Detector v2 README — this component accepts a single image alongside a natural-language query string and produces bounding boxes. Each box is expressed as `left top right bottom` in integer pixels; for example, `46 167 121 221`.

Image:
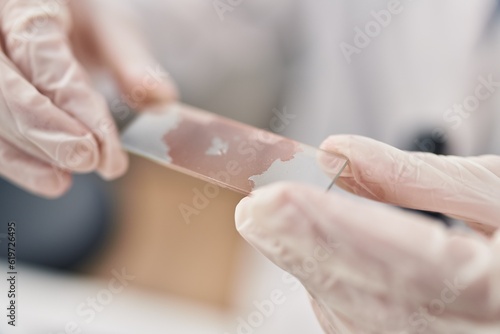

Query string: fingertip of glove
235 195 254 232
320 135 360 178
320 135 401 180
320 134 387 155
97 150 129 181
235 182 323 235
320 135 356 154
58 133 100 173
147 79 179 106
119 65 179 109
36 172 72 199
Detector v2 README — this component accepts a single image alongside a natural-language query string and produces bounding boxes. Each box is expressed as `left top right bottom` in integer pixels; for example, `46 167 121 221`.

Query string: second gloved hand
236 135 500 334
0 0 177 197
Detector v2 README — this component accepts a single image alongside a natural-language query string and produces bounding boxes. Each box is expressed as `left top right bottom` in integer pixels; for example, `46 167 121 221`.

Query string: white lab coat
130 0 499 154
283 0 500 156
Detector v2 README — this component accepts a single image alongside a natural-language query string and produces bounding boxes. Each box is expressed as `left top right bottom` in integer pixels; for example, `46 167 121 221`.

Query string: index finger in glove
0 49 100 173
69 0 178 109
320 135 500 228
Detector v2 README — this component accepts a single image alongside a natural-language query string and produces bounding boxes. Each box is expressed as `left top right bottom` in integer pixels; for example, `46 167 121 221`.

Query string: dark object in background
0 174 114 270
408 130 451 226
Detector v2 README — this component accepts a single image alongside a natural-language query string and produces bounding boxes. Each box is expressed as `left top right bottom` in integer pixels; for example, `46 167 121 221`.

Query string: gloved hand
0 0 177 197
235 135 500 334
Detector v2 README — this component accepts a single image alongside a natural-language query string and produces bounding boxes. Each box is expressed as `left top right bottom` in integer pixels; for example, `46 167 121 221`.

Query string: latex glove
0 0 177 198
235 135 500 334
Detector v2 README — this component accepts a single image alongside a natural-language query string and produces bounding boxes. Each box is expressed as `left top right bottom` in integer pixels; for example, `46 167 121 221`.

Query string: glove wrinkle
236 136 500 333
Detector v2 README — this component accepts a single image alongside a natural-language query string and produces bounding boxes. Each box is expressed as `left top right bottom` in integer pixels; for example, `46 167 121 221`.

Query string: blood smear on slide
121 103 348 195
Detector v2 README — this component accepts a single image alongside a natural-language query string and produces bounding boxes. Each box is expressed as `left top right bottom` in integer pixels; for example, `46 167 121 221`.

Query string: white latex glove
235 135 500 334
0 0 177 197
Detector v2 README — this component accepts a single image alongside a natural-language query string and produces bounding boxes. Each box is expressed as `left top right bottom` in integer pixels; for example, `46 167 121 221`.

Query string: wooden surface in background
91 155 245 308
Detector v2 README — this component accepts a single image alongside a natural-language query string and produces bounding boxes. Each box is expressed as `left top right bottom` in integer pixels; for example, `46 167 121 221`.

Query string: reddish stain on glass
162 108 301 193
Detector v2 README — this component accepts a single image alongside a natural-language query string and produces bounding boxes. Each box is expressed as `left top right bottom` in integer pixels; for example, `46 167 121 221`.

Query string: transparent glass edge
124 142 349 195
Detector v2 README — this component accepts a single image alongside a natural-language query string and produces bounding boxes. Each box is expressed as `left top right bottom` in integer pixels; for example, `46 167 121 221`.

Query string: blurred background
1 0 499 333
